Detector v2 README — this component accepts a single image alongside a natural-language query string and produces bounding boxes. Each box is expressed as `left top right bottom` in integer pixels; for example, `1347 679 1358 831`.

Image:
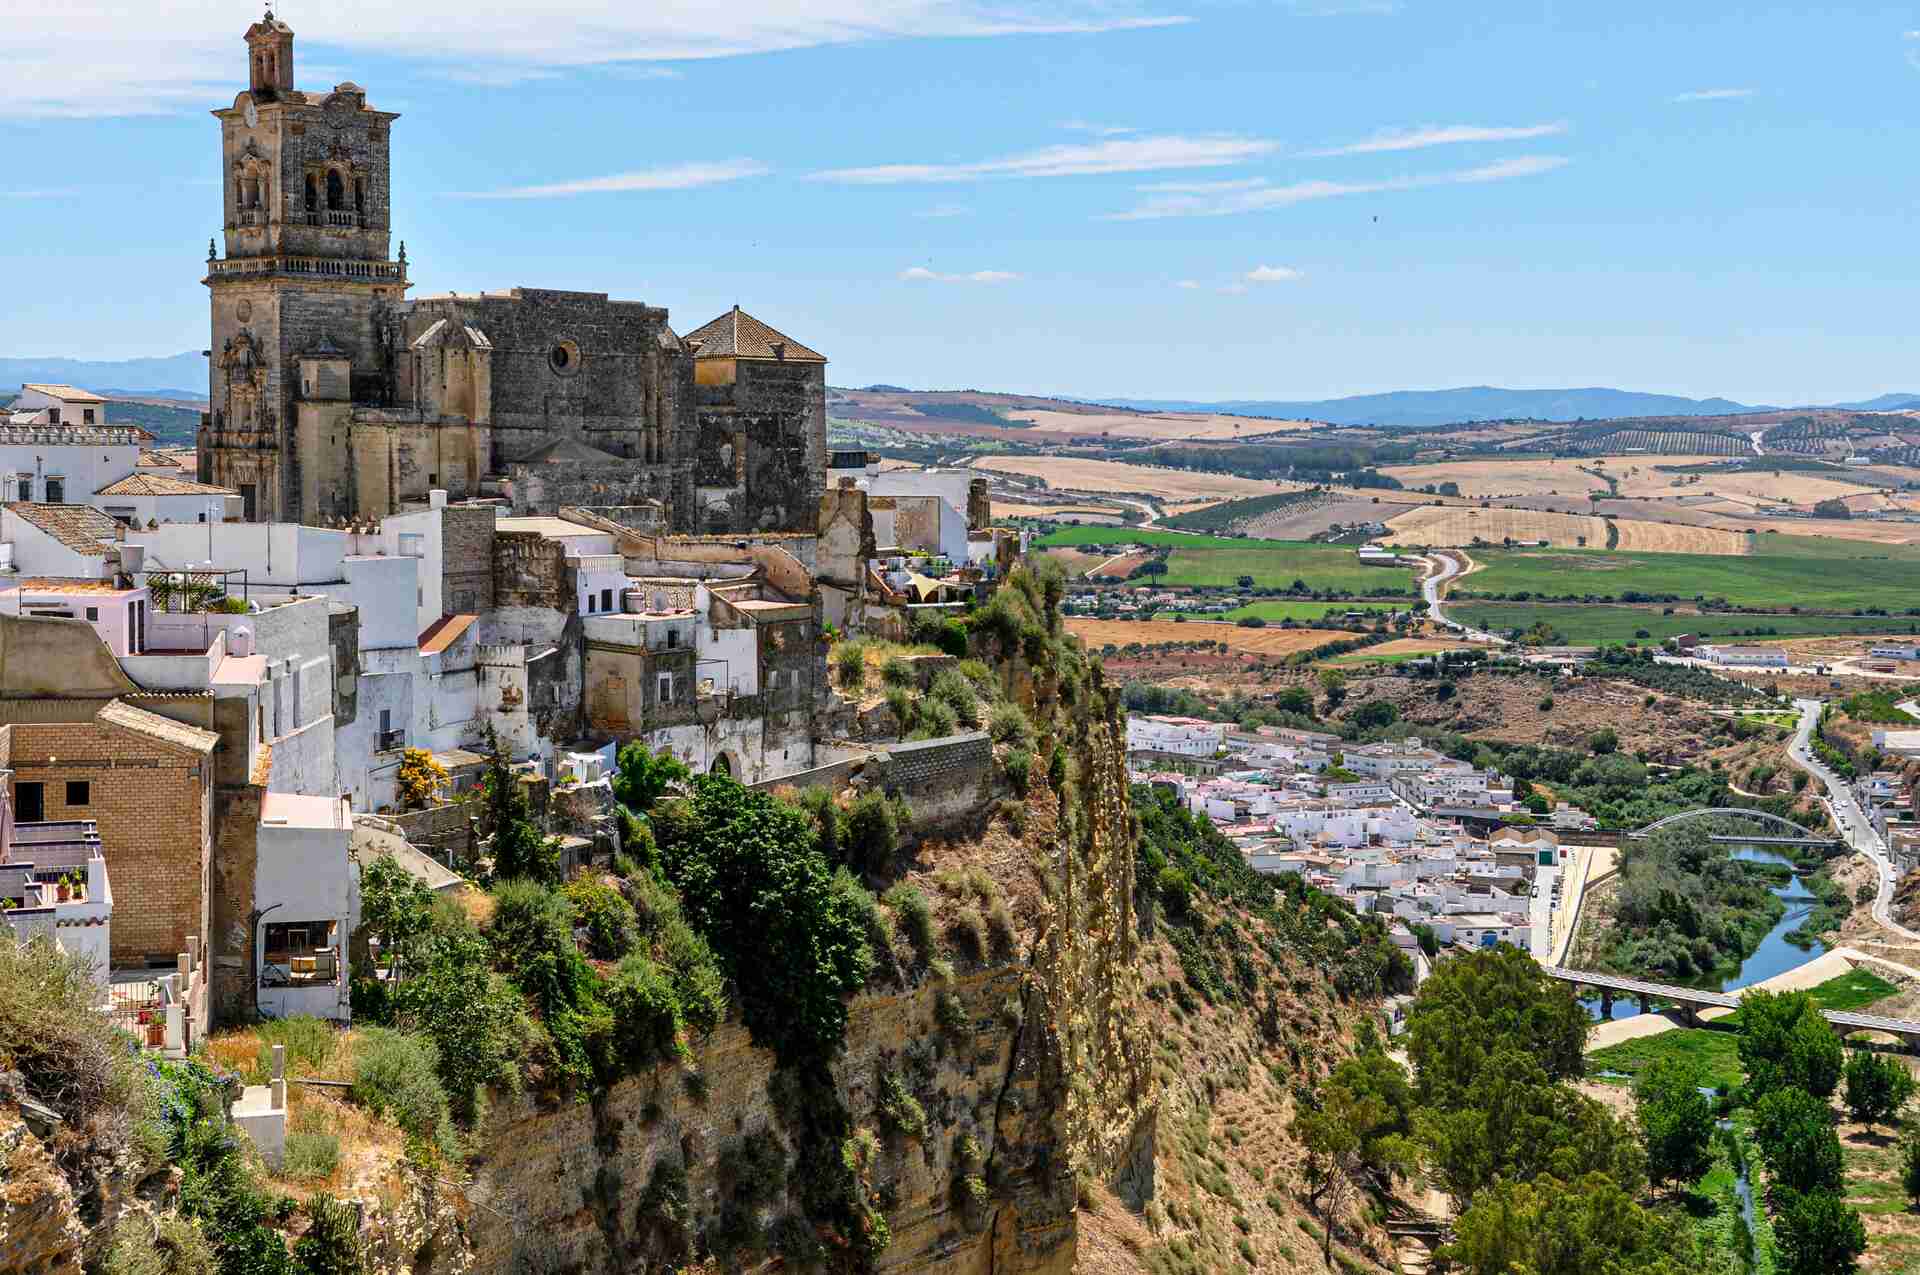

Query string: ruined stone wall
693 358 825 535
491 531 570 612
442 505 496 617
881 732 993 833
508 458 693 525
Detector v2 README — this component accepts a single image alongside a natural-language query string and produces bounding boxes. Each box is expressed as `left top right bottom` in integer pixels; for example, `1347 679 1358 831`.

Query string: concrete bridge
1540 965 1920 1050
1706 834 1841 850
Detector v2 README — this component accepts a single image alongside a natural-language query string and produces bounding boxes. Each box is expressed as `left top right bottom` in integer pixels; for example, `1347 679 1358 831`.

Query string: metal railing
378 729 407 752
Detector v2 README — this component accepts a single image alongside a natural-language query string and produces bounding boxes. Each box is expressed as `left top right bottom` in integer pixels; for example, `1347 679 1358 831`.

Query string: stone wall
209 783 265 1023
882 732 994 833
441 504 496 617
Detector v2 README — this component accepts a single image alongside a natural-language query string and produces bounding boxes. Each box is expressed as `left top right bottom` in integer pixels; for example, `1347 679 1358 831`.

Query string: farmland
1063 616 1351 657
1014 408 1316 441
1037 527 1252 549
1381 504 1750 554
1160 543 1417 594
1170 599 1409 624
972 455 1302 500
1448 603 1920 645
1454 539 1920 611
1380 455 1734 500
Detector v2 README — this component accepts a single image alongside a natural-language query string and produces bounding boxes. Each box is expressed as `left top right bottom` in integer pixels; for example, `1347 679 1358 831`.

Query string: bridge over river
1548 806 1918 1045
1539 965 1920 1050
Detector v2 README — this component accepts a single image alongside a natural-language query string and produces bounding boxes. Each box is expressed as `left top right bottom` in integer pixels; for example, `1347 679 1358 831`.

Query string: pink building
0 578 151 655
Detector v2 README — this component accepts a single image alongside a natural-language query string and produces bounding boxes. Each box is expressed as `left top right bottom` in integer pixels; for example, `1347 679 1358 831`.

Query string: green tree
1633 1057 1715 1196
1752 1086 1844 1194
1773 1188 1867 1275
1274 685 1315 716
1740 989 1844 1100
1318 668 1348 709
485 742 558 885
1441 1172 1697 1275
1405 947 1588 1108
1588 727 1619 755
1415 1050 1642 1206
357 852 437 981
1292 1092 1364 1265
1902 1127 1920 1206
654 774 875 1065
1323 1045 1416 1176
390 926 533 1120
1842 1049 1916 1130
613 741 693 814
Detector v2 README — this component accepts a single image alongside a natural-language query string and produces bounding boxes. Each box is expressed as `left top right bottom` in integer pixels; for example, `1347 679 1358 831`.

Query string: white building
1345 739 1447 780
1870 643 1920 662
1699 644 1789 668
253 792 357 1022
2 385 146 503
0 503 121 577
1127 714 1225 757
92 473 239 526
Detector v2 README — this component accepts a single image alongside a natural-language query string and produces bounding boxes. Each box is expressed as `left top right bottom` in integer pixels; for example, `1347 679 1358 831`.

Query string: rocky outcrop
0 1106 85 1275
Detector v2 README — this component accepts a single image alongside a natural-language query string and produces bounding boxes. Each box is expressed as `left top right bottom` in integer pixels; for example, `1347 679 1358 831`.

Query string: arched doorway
710 753 732 777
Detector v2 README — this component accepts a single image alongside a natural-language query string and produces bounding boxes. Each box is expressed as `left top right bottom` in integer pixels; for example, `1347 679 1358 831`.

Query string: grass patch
1458 544 1920 612
1450 602 1920 645
1587 1027 1745 1092
1160 543 1415 595
1169 599 1407 624
1036 527 1260 549
1802 968 1900 1013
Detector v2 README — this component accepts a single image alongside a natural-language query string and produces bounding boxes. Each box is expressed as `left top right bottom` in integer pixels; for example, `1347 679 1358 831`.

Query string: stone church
199 11 827 535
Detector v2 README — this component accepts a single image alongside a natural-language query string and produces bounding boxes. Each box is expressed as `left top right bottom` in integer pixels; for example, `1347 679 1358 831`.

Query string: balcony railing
236 209 263 226
378 728 407 752
208 255 403 281
303 210 364 229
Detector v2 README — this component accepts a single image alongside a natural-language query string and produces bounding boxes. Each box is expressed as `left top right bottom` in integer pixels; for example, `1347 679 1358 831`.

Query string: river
1582 847 1824 1022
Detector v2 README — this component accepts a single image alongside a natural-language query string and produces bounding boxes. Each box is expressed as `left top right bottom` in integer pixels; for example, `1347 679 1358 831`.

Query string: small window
82 409 96 425
64 781 89 807
15 782 43 822
43 477 62 503
262 920 340 985
46 408 60 425
601 587 613 612
658 674 673 704
84 606 98 622
666 628 678 649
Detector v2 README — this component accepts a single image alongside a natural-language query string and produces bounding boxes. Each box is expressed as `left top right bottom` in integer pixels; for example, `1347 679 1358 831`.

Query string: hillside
0 350 204 396
1101 386 1765 427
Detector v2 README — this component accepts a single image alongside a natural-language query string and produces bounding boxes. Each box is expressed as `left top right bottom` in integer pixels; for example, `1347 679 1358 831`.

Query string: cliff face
457 649 1153 1275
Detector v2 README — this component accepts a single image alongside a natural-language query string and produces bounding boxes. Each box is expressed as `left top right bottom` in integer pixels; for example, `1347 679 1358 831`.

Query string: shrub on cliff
565 877 638 960
929 668 981 727
654 774 875 1065
350 1027 456 1155
843 789 902 876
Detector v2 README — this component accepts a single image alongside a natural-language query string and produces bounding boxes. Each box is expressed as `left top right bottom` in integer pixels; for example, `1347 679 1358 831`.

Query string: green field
1035 527 1252 549
1458 538 1920 611
1450 603 1920 645
1170 600 1407 624
1160 544 1415 595
1801 967 1900 1013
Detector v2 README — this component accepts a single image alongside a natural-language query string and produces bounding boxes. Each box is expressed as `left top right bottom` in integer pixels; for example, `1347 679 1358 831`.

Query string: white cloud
1174 279 1202 290
900 266 1020 283
1670 88 1754 102
1108 154 1568 220
1246 264 1303 283
1138 176 1271 193
0 2 1187 118
915 202 973 218
1308 122 1567 156
1059 120 1139 136
813 134 1276 184
453 159 769 199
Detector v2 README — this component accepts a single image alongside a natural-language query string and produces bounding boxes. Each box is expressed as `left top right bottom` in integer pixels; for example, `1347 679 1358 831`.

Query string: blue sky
3 2 1918 403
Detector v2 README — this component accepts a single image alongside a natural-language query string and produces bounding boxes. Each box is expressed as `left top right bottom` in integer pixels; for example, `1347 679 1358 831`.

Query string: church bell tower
201 8 409 522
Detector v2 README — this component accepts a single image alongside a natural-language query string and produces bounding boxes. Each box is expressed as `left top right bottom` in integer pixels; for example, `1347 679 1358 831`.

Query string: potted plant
55 877 70 902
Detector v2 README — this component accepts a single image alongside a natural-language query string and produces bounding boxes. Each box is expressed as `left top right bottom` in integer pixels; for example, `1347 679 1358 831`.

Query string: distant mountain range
1099 386 1920 428
0 352 205 401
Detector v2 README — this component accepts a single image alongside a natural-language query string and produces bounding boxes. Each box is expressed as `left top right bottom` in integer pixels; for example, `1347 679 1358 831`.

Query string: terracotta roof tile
95 473 235 497
418 613 477 655
20 383 105 403
6 503 118 555
96 699 219 753
682 306 826 363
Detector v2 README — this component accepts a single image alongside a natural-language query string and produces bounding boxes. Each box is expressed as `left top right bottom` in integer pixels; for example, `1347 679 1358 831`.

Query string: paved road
1421 552 1505 644
1785 696 1920 942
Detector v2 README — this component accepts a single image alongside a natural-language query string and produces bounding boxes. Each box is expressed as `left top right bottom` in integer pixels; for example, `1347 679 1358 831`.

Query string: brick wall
6 722 213 967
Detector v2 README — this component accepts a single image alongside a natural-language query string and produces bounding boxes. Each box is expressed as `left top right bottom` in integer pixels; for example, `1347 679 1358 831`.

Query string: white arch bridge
1627 806 1842 850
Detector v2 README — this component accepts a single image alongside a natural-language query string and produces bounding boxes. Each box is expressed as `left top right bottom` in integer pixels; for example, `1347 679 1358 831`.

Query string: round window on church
549 340 581 376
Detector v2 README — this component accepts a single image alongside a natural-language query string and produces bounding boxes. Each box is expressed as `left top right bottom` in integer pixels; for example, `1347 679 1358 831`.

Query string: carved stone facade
199 15 823 534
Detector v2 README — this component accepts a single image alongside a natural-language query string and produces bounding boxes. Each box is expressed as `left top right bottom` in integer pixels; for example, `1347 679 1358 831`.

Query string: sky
2 1 1918 403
